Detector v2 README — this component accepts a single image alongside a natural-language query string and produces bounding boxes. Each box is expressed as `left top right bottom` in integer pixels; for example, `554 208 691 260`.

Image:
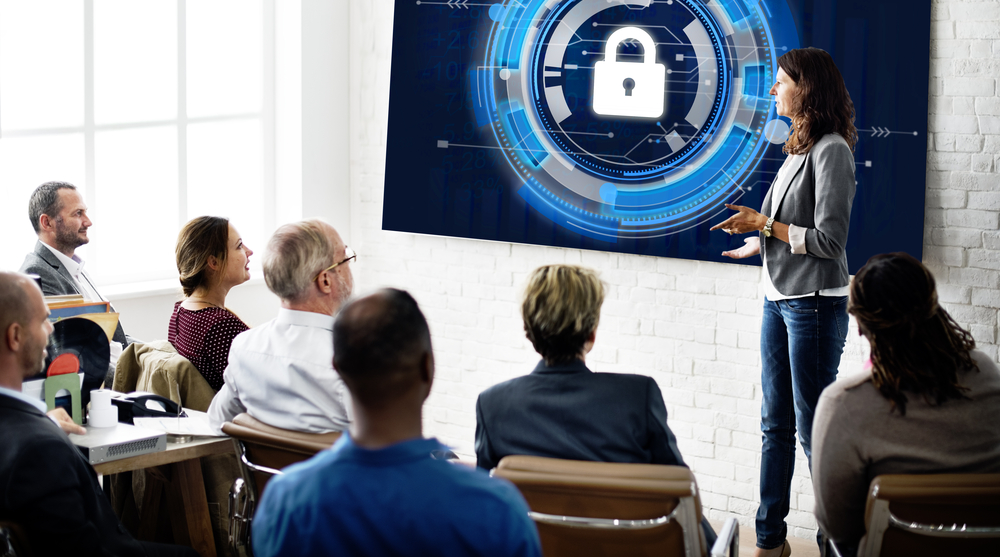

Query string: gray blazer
19 240 128 346
760 133 856 296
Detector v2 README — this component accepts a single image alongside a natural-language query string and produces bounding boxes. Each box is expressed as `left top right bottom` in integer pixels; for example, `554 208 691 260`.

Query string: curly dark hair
778 47 858 155
848 252 978 415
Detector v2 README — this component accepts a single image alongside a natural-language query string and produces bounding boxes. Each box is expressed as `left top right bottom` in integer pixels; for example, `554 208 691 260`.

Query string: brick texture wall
348 0 999 537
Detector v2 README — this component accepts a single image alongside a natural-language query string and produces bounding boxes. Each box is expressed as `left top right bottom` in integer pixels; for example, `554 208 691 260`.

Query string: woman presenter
710 47 858 557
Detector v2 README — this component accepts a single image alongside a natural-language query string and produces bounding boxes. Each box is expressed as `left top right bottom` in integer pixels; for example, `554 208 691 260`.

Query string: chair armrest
710 517 739 557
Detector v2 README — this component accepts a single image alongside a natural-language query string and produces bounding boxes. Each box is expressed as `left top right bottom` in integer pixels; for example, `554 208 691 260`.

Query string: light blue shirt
0 385 47 413
207 308 351 435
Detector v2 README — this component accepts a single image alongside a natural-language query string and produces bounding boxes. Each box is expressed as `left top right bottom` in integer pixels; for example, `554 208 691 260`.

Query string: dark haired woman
711 47 859 556
167 216 252 391
812 252 1000 553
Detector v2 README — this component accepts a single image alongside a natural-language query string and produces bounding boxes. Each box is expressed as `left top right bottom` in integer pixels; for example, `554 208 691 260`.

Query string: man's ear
419 350 434 389
316 272 333 295
587 330 597 344
38 214 54 232
5 323 22 353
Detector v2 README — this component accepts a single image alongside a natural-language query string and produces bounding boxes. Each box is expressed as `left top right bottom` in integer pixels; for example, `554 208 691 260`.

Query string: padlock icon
592 26 665 119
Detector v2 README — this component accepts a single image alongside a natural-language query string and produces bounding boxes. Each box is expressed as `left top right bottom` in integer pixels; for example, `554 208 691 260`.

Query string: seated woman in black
475 264 714 543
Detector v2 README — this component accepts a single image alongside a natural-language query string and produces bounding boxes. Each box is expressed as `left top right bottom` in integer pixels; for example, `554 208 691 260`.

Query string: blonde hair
176 216 230 297
522 264 605 365
263 219 334 301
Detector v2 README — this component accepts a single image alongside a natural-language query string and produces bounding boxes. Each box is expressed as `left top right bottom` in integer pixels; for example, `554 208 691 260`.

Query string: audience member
475 264 686 468
253 289 541 556
475 264 715 545
0 271 195 556
168 216 252 391
812 252 1000 553
19 181 131 376
208 219 354 434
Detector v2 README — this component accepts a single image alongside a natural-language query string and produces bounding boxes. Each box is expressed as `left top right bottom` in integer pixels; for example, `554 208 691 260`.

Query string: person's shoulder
438 460 528 507
478 373 532 401
820 367 877 407
589 371 658 392
812 133 851 155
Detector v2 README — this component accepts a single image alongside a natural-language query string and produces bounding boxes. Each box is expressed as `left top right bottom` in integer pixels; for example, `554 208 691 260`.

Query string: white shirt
763 160 850 301
40 241 104 303
207 308 352 435
40 241 124 365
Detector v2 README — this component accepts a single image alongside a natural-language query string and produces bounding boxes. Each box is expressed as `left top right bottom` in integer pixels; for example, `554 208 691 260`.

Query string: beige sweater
811 350 1000 548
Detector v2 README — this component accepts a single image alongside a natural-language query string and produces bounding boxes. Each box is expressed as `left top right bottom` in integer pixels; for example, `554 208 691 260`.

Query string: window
0 0 281 286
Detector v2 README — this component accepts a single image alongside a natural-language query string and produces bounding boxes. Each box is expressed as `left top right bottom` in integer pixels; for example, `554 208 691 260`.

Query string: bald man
253 289 541 556
0 272 195 556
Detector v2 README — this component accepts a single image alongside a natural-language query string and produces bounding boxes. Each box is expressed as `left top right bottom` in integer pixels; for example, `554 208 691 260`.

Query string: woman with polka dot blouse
168 216 252 391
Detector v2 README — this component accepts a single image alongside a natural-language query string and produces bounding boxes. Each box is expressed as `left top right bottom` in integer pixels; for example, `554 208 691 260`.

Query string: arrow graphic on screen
858 126 919 138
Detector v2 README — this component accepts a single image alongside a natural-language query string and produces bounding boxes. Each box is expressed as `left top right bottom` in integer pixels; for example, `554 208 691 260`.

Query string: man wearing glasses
207 219 356 434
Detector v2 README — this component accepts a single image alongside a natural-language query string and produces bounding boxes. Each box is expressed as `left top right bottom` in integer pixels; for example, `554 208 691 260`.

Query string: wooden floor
709 520 820 557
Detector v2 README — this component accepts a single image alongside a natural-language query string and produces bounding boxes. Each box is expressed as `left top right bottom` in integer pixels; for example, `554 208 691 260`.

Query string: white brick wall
349 0 999 538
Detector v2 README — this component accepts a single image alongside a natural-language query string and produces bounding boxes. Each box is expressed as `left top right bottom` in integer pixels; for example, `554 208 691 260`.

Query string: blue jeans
755 295 848 549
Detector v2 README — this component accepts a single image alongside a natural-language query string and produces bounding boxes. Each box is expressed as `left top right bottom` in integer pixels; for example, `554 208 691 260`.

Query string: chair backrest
113 340 215 411
222 413 341 496
493 455 705 557
861 473 1000 556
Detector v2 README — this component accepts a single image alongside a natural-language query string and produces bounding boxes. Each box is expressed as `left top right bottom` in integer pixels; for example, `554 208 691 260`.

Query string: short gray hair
28 181 77 233
263 219 335 301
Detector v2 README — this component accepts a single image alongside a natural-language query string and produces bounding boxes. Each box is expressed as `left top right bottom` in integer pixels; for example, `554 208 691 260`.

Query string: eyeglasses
313 246 357 282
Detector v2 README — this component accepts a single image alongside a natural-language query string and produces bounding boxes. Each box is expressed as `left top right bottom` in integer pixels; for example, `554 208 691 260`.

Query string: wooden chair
846 473 1000 556
493 455 739 557
221 413 342 554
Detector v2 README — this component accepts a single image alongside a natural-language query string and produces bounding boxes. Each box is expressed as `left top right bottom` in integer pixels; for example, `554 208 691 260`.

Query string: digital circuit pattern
384 0 931 269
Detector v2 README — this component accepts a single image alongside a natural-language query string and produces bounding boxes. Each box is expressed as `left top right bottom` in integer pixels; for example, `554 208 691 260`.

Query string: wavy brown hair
175 216 230 297
778 47 858 155
848 252 978 415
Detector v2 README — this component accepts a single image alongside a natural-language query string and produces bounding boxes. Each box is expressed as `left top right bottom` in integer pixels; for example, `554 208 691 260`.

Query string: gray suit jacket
19 240 128 346
760 133 856 296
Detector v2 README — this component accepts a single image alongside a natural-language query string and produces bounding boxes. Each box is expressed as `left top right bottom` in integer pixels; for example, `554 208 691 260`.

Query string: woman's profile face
221 223 253 288
769 67 800 118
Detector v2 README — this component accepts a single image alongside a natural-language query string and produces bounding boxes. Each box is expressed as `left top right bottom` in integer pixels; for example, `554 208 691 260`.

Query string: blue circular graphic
480 0 796 240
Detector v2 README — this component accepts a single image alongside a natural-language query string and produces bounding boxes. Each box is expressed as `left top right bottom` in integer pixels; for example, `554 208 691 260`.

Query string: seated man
812 253 1000 553
0 271 194 556
475 264 714 544
253 289 541 556
208 219 353 434
19 181 131 384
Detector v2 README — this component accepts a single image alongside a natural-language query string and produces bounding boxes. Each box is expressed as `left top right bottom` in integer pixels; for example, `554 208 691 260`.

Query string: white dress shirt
40 242 104 303
40 241 124 365
762 160 850 301
208 308 352 435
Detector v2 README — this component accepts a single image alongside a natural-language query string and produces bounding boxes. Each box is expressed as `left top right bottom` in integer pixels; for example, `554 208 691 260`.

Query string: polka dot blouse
167 301 250 391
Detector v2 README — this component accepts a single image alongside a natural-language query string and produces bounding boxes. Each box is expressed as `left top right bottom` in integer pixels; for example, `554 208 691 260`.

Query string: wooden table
95 436 232 557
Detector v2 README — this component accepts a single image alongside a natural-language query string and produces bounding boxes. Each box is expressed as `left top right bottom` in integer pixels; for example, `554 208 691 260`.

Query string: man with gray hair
207 219 355 434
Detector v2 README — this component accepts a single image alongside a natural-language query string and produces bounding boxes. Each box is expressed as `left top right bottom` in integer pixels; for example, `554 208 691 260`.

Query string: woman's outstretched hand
710 204 768 235
721 236 761 259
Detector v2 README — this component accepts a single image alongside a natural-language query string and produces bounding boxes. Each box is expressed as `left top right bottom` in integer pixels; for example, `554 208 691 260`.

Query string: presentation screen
383 0 931 271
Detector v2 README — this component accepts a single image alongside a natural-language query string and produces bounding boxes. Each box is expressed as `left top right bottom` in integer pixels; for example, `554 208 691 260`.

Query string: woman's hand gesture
710 204 768 235
721 236 761 259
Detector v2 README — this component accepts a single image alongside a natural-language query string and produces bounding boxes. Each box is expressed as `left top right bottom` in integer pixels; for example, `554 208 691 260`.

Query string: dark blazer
474 360 686 471
760 133 856 296
0 393 193 556
20 240 128 345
